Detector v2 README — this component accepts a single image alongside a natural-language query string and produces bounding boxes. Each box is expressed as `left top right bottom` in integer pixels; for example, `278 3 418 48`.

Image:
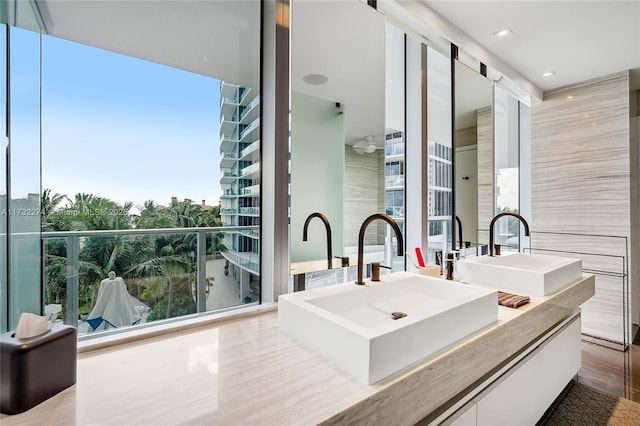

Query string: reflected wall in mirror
454 60 493 248
290 0 404 287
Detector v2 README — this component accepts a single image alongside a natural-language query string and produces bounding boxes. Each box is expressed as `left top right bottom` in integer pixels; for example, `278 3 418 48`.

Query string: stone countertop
0 274 595 425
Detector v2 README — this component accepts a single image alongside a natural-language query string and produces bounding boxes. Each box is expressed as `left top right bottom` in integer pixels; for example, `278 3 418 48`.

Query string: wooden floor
577 340 640 402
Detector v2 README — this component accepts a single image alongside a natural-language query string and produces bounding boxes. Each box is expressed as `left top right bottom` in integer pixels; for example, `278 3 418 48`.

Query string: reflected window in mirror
425 47 452 263
494 86 521 252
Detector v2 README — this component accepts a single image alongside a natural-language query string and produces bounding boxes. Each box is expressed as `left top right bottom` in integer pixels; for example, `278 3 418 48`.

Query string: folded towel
498 291 530 308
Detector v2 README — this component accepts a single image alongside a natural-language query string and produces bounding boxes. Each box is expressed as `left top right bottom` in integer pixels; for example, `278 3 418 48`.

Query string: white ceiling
455 61 492 129
19 0 383 147
39 0 261 89
291 0 386 145
423 1 640 92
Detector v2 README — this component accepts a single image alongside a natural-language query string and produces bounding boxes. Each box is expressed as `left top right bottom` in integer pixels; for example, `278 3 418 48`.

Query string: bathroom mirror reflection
493 86 522 251
289 0 403 287
454 60 494 250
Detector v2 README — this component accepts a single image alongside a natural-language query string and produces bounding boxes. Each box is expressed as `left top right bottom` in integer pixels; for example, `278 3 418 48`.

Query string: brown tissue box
0 324 77 414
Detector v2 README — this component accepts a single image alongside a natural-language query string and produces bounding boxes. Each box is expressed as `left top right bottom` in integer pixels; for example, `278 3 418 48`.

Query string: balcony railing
238 228 260 238
221 169 238 178
240 118 260 140
241 140 260 158
221 249 259 274
222 152 237 160
220 131 240 143
220 112 239 126
240 185 260 196
241 163 260 177
40 226 259 339
385 144 405 156
385 175 405 187
385 206 405 217
240 96 260 122
239 207 260 215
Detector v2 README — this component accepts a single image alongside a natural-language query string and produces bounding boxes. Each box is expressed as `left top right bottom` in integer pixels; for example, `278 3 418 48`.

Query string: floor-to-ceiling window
1 0 261 335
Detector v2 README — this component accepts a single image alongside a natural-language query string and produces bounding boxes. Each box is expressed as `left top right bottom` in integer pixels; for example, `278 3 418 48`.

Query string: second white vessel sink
457 253 582 296
278 272 497 384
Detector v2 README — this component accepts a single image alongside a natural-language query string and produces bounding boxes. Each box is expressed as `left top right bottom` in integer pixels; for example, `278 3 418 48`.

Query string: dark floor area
577 340 640 402
537 380 626 425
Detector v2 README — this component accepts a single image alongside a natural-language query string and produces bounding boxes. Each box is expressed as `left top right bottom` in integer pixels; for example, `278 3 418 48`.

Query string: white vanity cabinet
474 345 546 425
438 315 582 426
441 402 476 426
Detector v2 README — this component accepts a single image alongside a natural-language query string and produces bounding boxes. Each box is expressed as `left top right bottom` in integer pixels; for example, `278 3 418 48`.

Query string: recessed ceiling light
567 95 574 99
493 28 513 37
303 74 329 85
542 71 556 77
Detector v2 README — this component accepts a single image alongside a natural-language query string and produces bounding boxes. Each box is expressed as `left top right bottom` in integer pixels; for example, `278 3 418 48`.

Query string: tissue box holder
1 324 77 414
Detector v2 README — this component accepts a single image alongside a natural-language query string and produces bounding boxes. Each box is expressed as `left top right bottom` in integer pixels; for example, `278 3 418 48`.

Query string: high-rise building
427 139 453 261
384 131 405 260
219 82 260 297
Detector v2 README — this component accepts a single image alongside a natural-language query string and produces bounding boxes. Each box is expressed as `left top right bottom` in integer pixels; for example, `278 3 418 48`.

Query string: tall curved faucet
303 212 333 270
356 213 404 285
455 215 463 249
489 212 530 257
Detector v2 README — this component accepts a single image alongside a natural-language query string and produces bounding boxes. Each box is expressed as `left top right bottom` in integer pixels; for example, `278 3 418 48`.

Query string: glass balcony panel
41 227 259 338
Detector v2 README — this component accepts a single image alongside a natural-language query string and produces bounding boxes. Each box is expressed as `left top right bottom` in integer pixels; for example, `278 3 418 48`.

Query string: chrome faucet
356 213 404 285
489 212 530 256
303 212 333 270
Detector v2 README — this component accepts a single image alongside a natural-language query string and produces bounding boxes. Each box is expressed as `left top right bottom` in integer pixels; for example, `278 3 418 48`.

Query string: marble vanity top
290 257 347 275
0 274 594 426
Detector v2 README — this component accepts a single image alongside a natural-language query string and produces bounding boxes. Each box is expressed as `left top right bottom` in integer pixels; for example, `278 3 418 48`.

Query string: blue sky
13 29 222 209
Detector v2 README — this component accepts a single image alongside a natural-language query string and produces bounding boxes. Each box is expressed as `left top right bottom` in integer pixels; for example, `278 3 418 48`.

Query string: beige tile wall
531 70 637 344
477 106 494 242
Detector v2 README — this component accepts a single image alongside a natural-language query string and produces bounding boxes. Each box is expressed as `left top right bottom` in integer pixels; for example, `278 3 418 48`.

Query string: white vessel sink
456 253 582 296
278 272 497 384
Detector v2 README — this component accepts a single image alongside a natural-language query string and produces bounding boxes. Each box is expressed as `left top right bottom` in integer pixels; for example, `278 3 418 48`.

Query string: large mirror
454 60 494 251
289 0 404 287
454 54 526 255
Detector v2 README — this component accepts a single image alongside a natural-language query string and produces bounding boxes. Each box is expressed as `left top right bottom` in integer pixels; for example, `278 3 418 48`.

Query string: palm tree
135 200 174 229
42 190 224 324
126 255 193 319
41 189 68 217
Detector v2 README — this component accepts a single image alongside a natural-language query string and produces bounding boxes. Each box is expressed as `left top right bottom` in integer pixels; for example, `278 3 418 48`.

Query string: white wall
290 92 345 263
386 23 405 134
455 145 478 243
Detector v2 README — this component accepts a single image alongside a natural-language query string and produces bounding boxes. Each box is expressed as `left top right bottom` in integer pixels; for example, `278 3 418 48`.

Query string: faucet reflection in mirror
356 213 404 285
302 212 333 270
489 212 530 257
455 215 464 249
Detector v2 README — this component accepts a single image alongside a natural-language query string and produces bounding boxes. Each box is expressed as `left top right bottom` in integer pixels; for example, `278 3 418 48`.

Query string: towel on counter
498 291 530 308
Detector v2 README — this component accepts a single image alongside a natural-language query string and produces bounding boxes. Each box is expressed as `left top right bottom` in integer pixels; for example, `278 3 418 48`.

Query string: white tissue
15 312 52 339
